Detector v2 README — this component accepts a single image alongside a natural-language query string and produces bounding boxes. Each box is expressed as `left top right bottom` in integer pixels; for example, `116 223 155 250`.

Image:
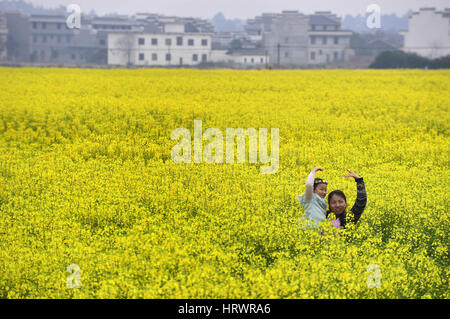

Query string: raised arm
304 167 322 201
345 169 367 224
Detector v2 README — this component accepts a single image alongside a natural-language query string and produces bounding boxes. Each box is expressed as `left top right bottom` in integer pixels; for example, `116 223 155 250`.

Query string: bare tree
115 34 134 66
430 40 442 59
0 16 6 60
6 35 18 61
0 36 6 60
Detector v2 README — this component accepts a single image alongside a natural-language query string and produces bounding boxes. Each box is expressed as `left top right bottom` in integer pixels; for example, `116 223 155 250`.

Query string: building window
165 38 172 46
251 58 254 63
138 38 145 45
193 54 198 62
202 54 207 62
176 36 183 46
50 49 59 59
42 23 46 29
71 54 76 60
322 36 327 45
152 53 157 61
57 36 61 43
244 58 247 63
99 39 105 45
335 25 339 31
166 53 171 61
334 52 339 61
151 38 158 45
260 58 264 63
188 39 194 46
311 51 316 60
311 36 316 45
201 39 208 46
57 23 61 30
284 52 288 58
33 35 37 43
42 35 47 43
32 22 37 29
334 36 339 45
312 25 316 31
66 36 71 43
319 49 322 55
139 53 145 61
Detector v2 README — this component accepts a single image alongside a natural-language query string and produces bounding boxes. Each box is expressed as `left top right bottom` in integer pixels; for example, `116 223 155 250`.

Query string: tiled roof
309 15 340 25
228 48 266 56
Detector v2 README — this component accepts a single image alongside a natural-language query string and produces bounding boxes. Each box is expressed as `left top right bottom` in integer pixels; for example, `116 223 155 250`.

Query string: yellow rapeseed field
0 67 448 298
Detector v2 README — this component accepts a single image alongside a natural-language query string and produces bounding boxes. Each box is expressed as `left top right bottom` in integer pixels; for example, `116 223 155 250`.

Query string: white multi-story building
108 22 212 66
400 8 450 59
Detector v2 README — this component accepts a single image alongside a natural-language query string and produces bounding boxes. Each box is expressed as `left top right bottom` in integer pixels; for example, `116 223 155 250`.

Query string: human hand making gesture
344 169 361 179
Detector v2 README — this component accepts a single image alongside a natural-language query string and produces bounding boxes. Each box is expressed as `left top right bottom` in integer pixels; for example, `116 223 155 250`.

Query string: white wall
233 55 267 65
402 9 450 59
164 23 184 33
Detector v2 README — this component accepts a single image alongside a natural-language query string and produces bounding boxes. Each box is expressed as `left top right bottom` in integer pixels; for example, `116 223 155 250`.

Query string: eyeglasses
314 179 328 185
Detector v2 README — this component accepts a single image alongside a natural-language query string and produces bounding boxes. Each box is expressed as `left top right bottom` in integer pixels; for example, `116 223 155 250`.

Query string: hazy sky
28 0 450 19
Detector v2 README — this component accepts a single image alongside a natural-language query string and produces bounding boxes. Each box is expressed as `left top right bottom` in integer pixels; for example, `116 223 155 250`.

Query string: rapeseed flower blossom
0 67 448 298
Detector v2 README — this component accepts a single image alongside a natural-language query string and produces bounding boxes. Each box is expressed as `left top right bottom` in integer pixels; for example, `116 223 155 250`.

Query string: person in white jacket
297 167 328 227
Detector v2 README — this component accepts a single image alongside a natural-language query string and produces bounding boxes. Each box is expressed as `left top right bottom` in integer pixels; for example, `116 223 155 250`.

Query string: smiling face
314 183 327 199
329 194 347 216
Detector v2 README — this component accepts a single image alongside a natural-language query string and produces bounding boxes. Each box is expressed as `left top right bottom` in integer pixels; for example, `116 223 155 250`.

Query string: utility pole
166 39 171 66
277 43 280 67
265 49 268 69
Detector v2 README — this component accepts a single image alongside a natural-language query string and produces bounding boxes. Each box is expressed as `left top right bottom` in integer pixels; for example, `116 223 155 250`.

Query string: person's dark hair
313 178 328 190
327 190 347 217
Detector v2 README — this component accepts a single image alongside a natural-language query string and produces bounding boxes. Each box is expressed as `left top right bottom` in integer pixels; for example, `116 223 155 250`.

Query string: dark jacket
327 178 367 229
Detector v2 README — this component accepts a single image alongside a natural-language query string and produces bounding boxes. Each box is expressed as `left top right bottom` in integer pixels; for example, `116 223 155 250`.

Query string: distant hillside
210 12 245 32
343 11 411 33
0 0 66 14
0 0 99 15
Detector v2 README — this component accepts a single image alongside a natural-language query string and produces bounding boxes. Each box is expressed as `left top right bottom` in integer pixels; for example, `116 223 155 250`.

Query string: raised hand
313 167 323 172
344 169 361 179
